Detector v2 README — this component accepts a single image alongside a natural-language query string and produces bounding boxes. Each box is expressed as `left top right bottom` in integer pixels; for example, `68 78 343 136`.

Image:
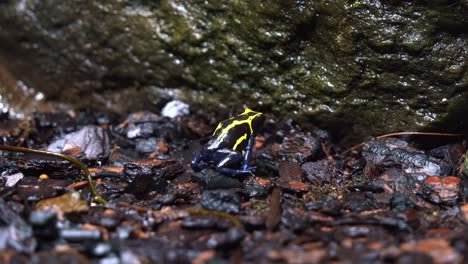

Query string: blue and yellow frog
191 108 264 177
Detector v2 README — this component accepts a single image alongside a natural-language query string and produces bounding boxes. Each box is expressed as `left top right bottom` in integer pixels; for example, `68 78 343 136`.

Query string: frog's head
240 108 265 133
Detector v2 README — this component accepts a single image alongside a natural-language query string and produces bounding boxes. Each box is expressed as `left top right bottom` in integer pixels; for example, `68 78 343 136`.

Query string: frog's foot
215 166 255 177
233 168 255 177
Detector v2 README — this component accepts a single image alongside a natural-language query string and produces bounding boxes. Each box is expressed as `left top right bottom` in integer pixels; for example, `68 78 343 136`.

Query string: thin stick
0 145 108 204
339 132 464 156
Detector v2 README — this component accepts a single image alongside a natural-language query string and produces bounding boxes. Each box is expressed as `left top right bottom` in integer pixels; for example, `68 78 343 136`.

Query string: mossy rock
0 0 467 143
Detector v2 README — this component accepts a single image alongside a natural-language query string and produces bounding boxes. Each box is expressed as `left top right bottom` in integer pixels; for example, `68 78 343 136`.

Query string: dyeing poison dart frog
191 108 265 177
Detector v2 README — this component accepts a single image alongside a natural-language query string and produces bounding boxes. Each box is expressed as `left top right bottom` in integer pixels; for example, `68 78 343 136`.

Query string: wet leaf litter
0 104 467 263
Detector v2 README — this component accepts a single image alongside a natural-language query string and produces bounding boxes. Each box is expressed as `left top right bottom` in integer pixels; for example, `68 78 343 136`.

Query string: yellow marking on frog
233 133 247 150
215 109 262 141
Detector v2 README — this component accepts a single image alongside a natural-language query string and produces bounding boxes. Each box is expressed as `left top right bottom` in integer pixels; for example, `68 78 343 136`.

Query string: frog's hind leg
215 151 245 176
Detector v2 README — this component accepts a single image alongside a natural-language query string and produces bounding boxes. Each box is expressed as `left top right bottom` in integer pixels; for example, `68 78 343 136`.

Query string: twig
0 145 108 204
339 131 464 156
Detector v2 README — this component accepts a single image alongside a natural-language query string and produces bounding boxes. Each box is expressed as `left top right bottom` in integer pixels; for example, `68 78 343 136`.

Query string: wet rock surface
0 1 467 142
0 107 467 263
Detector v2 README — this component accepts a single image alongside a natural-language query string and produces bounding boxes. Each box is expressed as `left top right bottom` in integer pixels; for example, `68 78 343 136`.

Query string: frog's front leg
241 135 256 171
191 149 210 172
215 150 254 177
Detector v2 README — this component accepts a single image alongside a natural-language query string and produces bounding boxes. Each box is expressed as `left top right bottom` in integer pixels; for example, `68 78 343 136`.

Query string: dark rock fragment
239 215 265 231
278 161 303 182
342 192 380 213
362 138 450 180
16 177 70 201
302 159 337 184
278 161 309 193
206 228 245 249
16 155 81 178
390 192 417 212
306 196 342 216
241 177 272 198
280 206 307 232
124 159 183 199
33 110 75 132
421 176 461 205
191 169 241 190
200 190 241 214
254 156 279 178
266 187 281 230
47 125 110 161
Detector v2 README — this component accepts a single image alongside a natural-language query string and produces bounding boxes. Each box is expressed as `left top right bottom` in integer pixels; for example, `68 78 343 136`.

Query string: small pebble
422 176 461 205
161 100 190 119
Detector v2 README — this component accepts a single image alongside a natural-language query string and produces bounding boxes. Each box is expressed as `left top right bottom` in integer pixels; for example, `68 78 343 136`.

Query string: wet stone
267 131 321 163
0 198 35 253
362 138 450 180
135 138 160 154
302 159 337 184
2 172 24 187
114 111 182 142
422 176 461 205
200 190 241 214
47 125 110 161
241 177 272 198
191 169 242 190
29 210 58 240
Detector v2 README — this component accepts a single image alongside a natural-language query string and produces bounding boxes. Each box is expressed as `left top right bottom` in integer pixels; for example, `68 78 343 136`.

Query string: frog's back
207 109 263 151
